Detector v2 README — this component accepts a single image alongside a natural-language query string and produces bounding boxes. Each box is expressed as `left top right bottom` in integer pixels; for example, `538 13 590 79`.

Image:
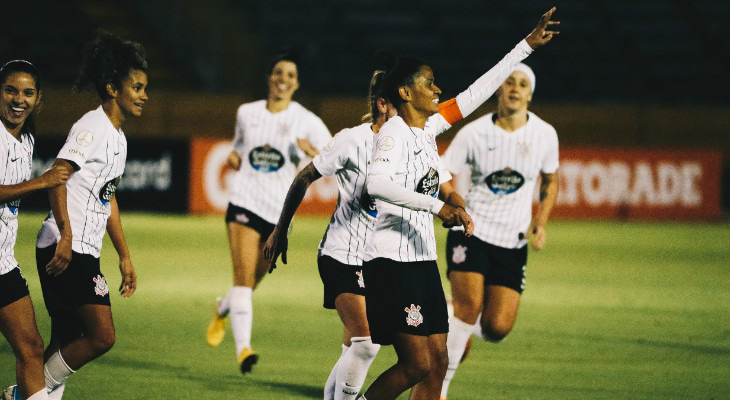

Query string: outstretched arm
528 170 559 250
0 165 69 204
263 162 322 266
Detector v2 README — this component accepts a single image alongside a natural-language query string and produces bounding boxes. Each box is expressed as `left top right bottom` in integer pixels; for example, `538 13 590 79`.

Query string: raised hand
525 7 560 49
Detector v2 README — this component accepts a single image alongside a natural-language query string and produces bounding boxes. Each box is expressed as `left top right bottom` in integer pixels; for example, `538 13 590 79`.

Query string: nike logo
488 146 498 151
9 157 20 162
414 148 423 155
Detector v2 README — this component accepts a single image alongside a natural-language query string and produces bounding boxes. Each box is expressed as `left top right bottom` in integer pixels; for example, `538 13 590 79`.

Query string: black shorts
446 230 527 294
36 244 111 320
363 258 449 345
0 267 30 309
225 204 275 240
318 255 366 309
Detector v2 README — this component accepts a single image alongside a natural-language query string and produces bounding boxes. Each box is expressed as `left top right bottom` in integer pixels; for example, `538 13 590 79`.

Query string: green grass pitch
2 213 729 399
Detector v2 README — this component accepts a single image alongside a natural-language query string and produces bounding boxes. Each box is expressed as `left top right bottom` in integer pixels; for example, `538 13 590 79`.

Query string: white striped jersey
364 116 452 263
0 126 33 275
36 106 127 258
442 111 559 249
229 100 330 224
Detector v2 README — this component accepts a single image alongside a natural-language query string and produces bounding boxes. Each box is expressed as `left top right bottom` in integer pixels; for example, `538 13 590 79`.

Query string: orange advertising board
190 138 723 220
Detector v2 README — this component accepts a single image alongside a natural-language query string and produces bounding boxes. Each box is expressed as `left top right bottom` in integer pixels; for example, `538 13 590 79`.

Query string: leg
55 304 115 370
361 333 432 400
0 297 46 399
478 285 521 342
227 222 260 288
409 333 448 400
333 294 380 400
441 271 484 399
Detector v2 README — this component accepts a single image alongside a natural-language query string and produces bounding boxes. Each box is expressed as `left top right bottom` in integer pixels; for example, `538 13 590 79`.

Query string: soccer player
0 60 69 400
263 8 558 396
438 62 560 399
207 49 331 374
34 32 144 399
358 8 559 400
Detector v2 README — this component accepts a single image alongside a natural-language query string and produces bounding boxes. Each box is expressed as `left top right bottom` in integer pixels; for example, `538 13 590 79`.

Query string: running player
439 62 560 399
0 60 69 400
263 7 559 397
359 8 559 400
207 49 331 374
34 32 145 400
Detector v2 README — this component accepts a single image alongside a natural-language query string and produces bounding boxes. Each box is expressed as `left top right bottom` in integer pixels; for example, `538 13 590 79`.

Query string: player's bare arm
0 165 69 204
45 159 76 277
263 162 323 267
529 170 559 250
438 182 474 236
296 137 319 158
107 195 136 296
525 7 560 49
227 150 242 170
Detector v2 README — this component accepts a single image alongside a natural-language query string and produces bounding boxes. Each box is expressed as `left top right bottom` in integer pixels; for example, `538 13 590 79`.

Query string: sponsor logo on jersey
416 168 440 198
360 191 378 218
485 167 524 196
93 275 109 296
405 304 423 327
452 245 467 264
99 177 122 206
356 270 365 288
249 145 285 172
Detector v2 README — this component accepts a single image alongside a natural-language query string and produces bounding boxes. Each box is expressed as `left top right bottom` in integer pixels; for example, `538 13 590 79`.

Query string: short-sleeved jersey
36 106 127 257
229 100 330 224
442 112 559 248
0 126 33 275
364 116 452 263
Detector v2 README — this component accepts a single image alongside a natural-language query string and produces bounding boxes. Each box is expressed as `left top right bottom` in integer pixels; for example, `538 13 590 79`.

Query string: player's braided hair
376 50 428 108
74 31 147 100
0 59 42 135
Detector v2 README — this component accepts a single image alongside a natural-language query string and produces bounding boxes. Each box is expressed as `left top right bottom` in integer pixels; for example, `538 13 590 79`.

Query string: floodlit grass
2 213 728 399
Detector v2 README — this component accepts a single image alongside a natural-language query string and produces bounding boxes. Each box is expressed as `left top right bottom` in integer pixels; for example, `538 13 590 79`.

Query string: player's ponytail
74 31 147 101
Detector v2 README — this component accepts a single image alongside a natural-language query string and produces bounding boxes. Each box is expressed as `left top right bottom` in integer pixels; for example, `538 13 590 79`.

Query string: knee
400 360 430 385
431 348 449 377
481 320 513 342
89 330 116 355
14 334 45 363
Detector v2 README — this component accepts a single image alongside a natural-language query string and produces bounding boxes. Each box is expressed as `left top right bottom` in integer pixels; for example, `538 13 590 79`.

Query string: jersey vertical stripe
442 111 559 248
36 106 127 258
0 126 33 275
229 100 330 224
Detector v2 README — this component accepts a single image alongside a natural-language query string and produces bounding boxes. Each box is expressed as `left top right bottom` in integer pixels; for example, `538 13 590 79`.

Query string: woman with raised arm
34 32 145 400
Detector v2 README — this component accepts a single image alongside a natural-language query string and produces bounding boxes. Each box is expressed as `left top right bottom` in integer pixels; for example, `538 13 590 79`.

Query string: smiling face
113 69 148 118
0 71 40 136
404 65 441 117
497 70 532 114
268 60 299 101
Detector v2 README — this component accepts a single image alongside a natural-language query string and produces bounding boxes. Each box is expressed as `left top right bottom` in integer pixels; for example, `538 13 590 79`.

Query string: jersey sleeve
367 128 444 214
57 123 105 170
438 40 533 126
232 106 245 153
304 114 332 150
541 127 560 174
441 127 471 175
312 129 350 177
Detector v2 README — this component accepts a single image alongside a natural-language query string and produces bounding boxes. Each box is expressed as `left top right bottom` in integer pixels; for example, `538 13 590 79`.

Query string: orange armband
438 98 464 125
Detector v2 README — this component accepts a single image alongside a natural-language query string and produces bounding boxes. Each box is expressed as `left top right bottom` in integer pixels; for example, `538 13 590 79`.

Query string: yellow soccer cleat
206 297 227 347
237 347 259 374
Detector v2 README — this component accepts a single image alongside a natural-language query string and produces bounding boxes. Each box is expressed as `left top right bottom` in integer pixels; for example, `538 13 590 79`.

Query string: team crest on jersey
236 212 250 224
416 168 439 198
405 304 423 327
452 245 468 264
517 141 532 158
249 144 285 172
378 136 394 151
485 167 524 196
93 275 109 296
99 177 121 206
356 270 365 288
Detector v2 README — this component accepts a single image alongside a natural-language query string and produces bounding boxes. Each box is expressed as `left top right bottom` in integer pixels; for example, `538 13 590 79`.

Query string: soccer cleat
1 385 20 400
237 347 259 374
206 297 227 347
460 336 472 363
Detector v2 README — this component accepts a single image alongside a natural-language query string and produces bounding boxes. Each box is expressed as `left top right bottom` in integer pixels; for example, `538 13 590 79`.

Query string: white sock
27 389 49 400
472 312 483 338
335 336 380 400
44 350 74 392
324 344 349 400
441 316 474 399
47 382 65 400
229 286 253 355
217 292 231 317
